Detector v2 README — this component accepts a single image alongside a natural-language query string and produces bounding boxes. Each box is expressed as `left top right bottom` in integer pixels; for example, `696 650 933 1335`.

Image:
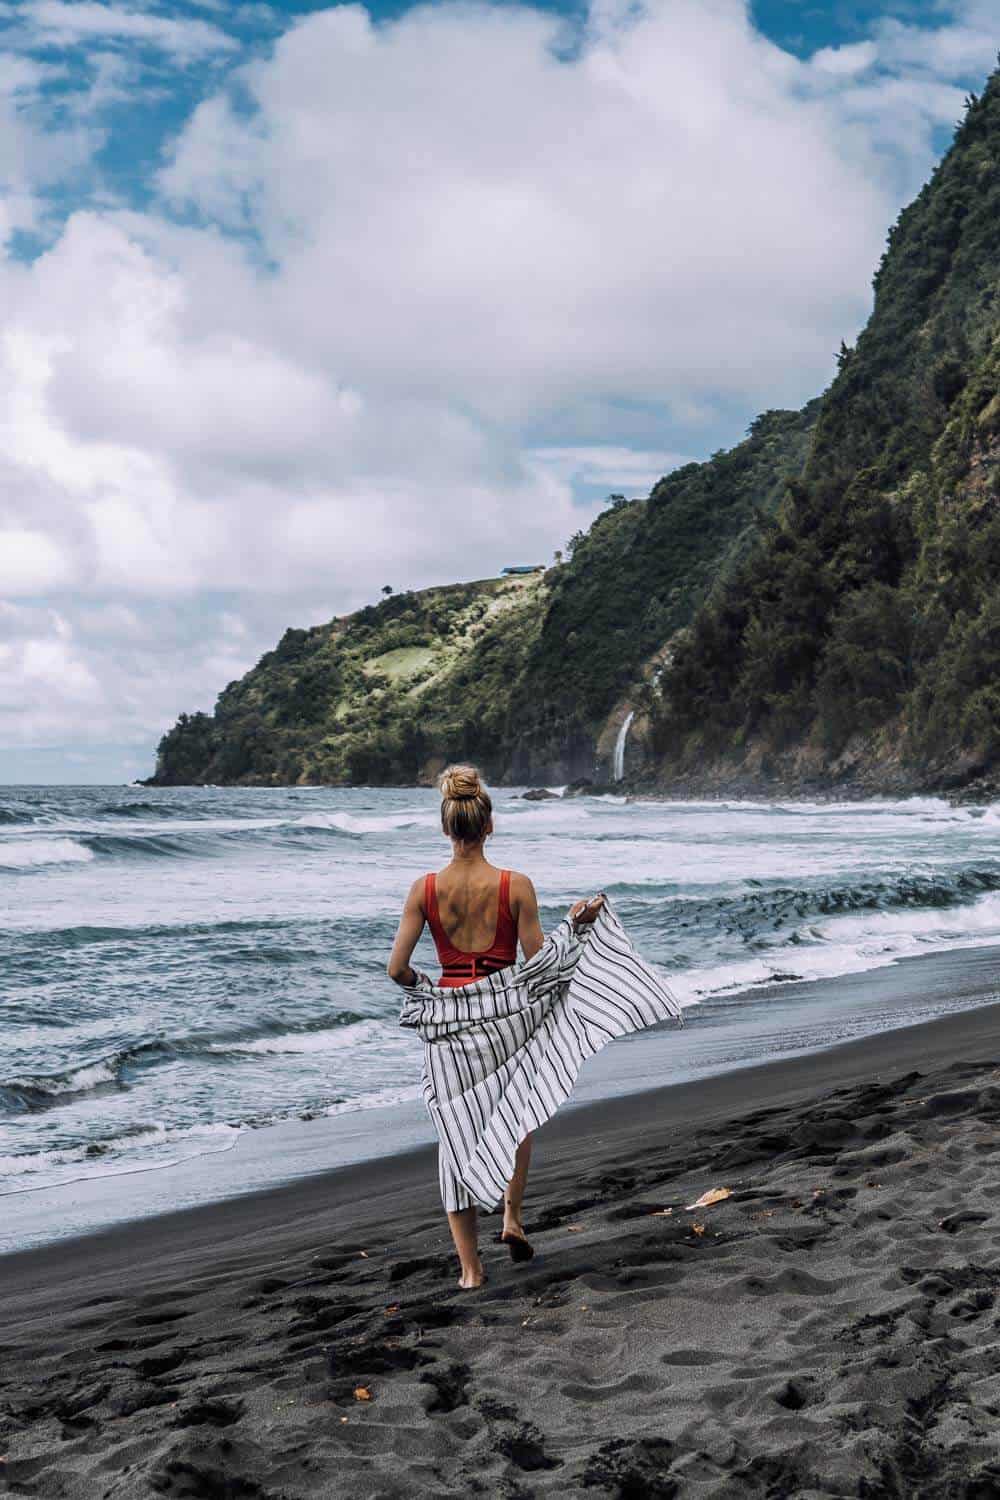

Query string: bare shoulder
508 870 538 908
406 873 427 910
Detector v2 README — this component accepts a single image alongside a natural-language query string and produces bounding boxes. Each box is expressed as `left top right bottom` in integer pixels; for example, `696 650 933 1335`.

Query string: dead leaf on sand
565 1224 584 1232
354 1386 374 1402
650 1208 673 1217
690 1223 706 1237
359 1250 369 1258
685 1187 731 1211
384 1304 400 1316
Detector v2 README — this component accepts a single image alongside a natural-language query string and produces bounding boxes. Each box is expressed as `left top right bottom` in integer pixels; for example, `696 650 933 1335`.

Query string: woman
387 764 606 1288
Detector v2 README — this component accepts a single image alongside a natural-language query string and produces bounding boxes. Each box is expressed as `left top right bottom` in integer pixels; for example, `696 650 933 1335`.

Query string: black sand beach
5 978 1000 1498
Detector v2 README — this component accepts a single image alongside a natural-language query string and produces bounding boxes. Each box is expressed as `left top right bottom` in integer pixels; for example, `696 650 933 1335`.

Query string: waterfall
612 710 635 782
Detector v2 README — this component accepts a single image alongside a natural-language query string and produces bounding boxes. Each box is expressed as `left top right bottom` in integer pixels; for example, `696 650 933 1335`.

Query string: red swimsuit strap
424 870 439 927
497 867 511 928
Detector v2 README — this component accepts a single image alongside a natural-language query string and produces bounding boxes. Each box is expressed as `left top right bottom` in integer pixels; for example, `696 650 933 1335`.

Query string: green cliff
151 69 1000 793
654 72 1000 795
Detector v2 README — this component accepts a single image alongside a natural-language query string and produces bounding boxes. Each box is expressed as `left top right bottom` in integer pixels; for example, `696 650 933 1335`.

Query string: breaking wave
0 838 95 870
0 1012 377 1116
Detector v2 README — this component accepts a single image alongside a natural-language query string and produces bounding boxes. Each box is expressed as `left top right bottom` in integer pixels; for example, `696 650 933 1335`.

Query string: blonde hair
439 763 492 843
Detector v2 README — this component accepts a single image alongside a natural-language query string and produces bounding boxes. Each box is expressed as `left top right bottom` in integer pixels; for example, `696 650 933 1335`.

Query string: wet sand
4 989 1000 1497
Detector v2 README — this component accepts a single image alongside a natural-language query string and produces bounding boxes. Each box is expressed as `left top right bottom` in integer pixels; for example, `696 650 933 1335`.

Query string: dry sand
4 996 1000 1498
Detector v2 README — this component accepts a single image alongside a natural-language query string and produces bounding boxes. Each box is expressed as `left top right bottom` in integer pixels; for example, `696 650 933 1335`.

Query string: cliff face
499 404 818 781
652 73 1000 796
152 72 1000 794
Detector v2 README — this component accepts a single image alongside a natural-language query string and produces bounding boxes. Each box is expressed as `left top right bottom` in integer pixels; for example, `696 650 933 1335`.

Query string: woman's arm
387 876 426 986
510 872 545 960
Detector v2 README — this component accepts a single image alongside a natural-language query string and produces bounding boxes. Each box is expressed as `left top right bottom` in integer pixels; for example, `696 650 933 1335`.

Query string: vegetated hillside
502 403 818 780
150 575 550 786
653 70 1000 795
149 405 815 787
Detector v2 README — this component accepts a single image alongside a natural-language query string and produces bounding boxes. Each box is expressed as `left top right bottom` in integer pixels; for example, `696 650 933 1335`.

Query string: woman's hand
569 893 605 927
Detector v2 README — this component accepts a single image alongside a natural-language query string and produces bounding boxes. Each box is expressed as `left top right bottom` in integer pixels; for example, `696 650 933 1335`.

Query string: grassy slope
150 575 550 785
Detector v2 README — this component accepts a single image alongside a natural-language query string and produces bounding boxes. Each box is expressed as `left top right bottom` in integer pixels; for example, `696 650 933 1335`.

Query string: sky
0 0 996 783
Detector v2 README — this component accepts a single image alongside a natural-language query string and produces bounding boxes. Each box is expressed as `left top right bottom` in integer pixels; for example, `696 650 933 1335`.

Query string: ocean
4 784 1000 1243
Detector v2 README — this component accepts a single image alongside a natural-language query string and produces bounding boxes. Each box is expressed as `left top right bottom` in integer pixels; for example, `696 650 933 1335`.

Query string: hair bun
439 764 482 801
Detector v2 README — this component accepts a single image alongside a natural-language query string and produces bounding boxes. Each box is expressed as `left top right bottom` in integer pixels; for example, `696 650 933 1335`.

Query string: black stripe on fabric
411 903 677 1211
572 968 647 1033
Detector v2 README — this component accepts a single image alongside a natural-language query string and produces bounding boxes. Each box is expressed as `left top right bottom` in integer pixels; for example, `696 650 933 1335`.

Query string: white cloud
0 529 73 592
18 2 237 60
530 446 691 497
0 54 102 242
0 0 995 770
812 41 880 77
157 0 985 431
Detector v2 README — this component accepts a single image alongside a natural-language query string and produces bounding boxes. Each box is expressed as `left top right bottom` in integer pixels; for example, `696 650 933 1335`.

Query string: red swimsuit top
424 868 518 987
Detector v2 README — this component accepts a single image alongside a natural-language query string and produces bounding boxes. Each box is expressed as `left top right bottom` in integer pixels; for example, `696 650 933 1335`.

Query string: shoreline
5 971 1000 1294
5 989 1000 1495
7 939 1000 1258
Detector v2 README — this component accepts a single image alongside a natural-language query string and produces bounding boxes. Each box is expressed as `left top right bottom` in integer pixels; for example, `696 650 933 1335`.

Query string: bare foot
458 1256 486 1290
500 1220 534 1262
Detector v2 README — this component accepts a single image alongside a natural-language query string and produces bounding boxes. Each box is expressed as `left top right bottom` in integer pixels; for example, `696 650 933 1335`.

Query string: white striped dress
398 899 683 1212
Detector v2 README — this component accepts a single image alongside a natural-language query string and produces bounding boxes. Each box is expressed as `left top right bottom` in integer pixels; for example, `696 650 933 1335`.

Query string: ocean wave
323 1082 423 1116
78 829 242 861
0 806 33 825
294 809 438 835
0 1012 377 1115
631 865 1000 950
35 813 416 864
671 877 1000 1002
503 803 593 827
95 800 188 818
641 795 982 820
0 1056 121 1113
809 888 1000 947
0 837 95 870
207 1018 387 1056
0 1120 242 1196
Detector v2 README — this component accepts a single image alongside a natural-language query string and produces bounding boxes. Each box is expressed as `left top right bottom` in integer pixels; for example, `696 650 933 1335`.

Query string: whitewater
3 783 1000 1209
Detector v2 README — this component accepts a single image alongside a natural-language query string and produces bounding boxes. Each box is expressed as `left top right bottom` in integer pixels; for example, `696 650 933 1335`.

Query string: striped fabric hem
399 900 682 1212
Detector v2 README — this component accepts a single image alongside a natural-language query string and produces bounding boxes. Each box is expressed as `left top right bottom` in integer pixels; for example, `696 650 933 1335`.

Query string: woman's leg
446 1207 484 1288
439 1144 485 1289
503 1133 532 1239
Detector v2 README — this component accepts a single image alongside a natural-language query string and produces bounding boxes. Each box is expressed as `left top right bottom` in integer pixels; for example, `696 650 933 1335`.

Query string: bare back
433 862 507 952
